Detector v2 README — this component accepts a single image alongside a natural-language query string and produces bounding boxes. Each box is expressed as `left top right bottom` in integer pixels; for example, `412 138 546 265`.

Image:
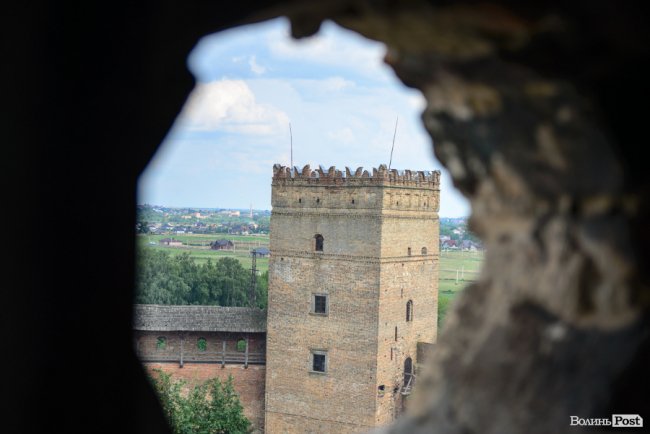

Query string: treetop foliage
149 370 251 434
136 249 268 308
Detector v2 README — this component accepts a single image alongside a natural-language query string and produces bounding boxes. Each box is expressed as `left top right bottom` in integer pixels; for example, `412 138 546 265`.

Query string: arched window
236 339 247 352
197 337 207 352
406 300 413 322
156 337 166 350
315 234 324 252
421 247 427 255
407 247 411 256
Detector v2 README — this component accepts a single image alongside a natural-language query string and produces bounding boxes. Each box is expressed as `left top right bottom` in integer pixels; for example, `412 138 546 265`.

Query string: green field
438 250 484 328
138 234 270 274
137 234 483 327
141 233 269 245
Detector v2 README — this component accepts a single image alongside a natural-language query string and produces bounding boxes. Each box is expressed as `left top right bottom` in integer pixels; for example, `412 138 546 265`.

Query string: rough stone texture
278 2 650 434
7 1 649 433
265 164 439 432
133 304 267 333
144 363 266 433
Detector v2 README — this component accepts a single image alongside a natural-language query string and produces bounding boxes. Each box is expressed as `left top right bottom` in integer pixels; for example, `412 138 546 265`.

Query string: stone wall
266 241 381 432
375 191 439 424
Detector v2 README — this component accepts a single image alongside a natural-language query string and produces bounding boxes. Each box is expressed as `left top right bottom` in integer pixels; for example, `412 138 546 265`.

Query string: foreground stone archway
6 1 648 433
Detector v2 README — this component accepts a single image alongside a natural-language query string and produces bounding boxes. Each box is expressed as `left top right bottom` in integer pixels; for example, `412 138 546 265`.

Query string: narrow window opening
406 300 413 322
316 198 320 204
311 351 327 373
298 198 302 203
407 247 411 256
315 234 324 252
395 326 398 341
404 357 414 389
351 199 355 204
312 294 328 314
421 247 427 255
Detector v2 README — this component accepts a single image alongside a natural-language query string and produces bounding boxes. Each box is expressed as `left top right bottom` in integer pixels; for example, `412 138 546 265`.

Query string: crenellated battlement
272 164 440 187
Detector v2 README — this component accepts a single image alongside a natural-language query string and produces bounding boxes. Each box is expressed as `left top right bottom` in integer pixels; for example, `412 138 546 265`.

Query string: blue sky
138 18 470 217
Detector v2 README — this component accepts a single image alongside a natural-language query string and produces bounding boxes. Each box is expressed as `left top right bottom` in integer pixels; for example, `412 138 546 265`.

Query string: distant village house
441 239 458 250
441 239 483 251
159 238 183 247
251 247 270 257
210 239 234 251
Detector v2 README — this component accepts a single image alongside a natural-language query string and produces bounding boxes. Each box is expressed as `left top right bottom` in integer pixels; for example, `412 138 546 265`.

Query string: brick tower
265 163 440 433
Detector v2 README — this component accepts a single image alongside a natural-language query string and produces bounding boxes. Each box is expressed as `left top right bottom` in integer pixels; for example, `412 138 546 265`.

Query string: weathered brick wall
375 187 439 424
135 331 266 359
266 165 440 433
144 362 266 432
266 231 381 432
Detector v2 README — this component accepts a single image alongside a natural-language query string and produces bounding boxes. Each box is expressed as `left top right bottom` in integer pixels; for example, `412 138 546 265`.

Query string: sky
138 18 470 217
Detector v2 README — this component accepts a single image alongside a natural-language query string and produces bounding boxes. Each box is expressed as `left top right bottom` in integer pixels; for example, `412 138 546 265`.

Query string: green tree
136 220 150 234
255 271 268 309
148 370 251 434
136 248 268 308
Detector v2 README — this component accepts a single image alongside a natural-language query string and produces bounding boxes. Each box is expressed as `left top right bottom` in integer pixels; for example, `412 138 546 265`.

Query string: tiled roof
212 239 233 246
133 304 267 333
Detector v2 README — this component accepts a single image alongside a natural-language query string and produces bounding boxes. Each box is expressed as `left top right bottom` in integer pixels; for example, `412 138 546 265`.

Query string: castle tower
265 164 440 433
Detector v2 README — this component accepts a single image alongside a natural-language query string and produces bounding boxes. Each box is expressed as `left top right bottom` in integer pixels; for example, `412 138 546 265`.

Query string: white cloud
178 80 288 135
266 22 389 81
407 93 427 112
141 18 470 215
248 55 266 75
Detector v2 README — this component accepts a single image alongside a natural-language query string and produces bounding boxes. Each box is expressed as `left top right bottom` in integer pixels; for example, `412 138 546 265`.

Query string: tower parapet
272 164 440 188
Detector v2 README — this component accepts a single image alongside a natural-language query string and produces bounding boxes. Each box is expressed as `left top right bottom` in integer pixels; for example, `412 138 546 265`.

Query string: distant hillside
136 204 270 235
439 217 480 243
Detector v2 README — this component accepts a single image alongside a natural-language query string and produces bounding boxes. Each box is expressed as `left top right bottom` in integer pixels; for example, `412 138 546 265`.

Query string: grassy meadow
138 234 270 273
438 250 484 328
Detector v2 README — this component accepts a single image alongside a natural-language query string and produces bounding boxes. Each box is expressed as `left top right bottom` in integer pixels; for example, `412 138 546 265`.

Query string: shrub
148 370 251 434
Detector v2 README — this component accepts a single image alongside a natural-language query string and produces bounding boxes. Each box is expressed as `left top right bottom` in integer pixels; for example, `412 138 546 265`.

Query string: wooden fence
137 339 266 367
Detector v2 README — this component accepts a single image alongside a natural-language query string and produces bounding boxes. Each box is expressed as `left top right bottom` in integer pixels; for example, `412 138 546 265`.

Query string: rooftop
133 304 267 333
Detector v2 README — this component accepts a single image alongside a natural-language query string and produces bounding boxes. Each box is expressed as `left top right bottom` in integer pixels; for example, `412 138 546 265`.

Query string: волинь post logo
570 414 643 428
